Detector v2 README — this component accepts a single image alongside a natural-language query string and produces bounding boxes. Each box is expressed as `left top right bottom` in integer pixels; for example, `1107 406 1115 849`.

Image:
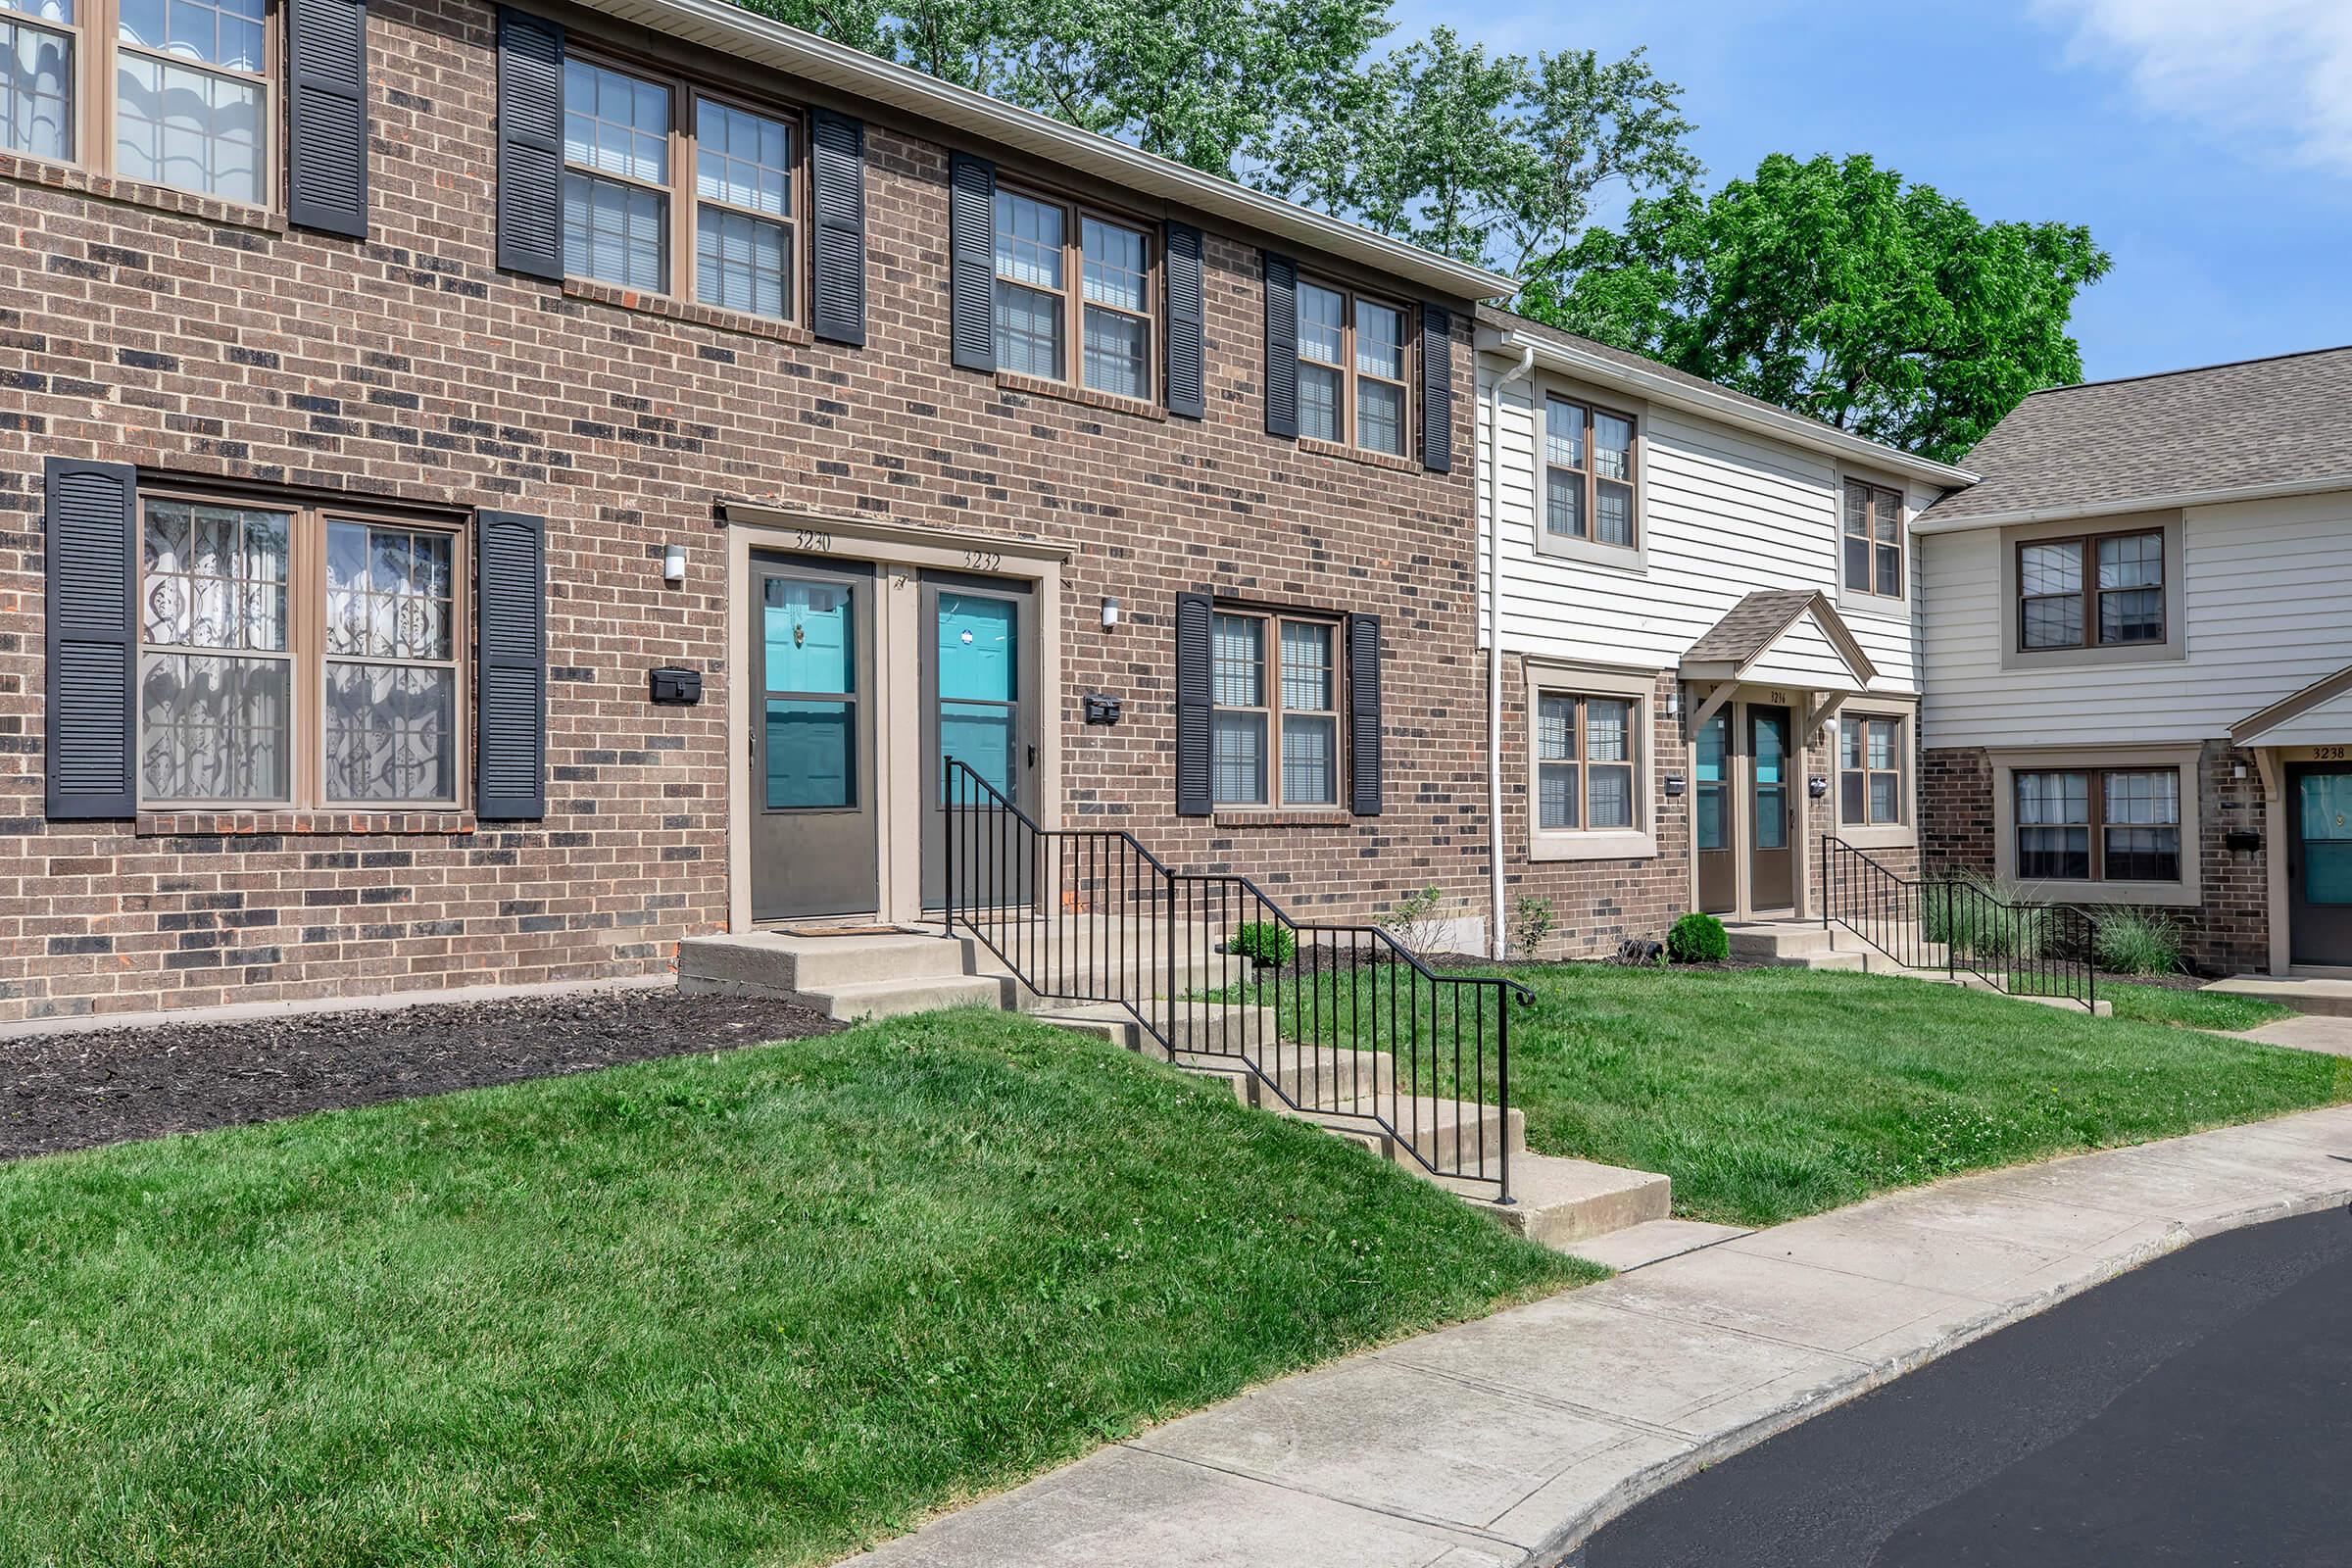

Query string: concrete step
677 930 970 994
1727 922 1838 959
800 975 1006 1021
2204 974 2352 1018
1449 1153 1674 1252
1301 1091 1526 1174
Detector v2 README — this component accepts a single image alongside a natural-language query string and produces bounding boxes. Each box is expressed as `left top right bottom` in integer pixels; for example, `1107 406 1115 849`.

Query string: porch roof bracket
1802 689 1849 741
1690 680 1737 733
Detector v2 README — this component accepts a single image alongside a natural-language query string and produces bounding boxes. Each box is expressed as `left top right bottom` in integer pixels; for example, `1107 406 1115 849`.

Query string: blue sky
1389 0 2352 382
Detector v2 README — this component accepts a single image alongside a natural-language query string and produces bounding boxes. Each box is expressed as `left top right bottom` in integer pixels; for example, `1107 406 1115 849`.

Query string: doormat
771 922 933 938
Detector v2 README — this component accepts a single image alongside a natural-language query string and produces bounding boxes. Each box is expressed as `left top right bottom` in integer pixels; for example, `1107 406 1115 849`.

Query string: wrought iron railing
945 759 1531 1200
1822 837 2097 1010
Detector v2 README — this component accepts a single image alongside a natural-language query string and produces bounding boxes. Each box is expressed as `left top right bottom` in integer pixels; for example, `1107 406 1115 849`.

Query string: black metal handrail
1822 837 2097 1010
945 758 1532 1200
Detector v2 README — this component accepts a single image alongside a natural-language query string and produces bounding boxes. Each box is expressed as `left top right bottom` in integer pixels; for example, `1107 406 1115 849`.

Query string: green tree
1527 153 2112 462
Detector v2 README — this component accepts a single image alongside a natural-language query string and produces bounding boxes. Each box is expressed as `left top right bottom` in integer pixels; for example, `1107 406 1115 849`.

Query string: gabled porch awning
1678 589 1879 695
2232 661 2352 747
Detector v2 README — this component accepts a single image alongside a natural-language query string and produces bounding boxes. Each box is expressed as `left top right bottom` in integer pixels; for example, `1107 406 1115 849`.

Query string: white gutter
1487 345 1536 959
1482 326 1978 490
1913 471 2352 533
571 0 1517 302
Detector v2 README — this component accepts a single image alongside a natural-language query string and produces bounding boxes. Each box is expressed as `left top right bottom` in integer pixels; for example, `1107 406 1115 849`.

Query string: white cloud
2034 0 2352 175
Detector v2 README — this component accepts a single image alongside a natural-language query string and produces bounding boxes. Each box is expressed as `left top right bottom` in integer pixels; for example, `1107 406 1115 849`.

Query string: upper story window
1210 610 1339 808
1 0 271 203
2019 528 2164 651
1842 480 1904 599
1839 713 1904 826
561 54 802 320
1296 278 1411 457
1544 394 1638 549
992 185 1155 400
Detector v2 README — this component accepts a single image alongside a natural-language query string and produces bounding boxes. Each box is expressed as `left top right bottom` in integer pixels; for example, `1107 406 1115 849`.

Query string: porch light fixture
662 541 687 585
1102 597 1120 629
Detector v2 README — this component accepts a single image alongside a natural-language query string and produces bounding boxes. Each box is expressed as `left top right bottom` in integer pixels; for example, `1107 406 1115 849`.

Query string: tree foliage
1525 153 2113 462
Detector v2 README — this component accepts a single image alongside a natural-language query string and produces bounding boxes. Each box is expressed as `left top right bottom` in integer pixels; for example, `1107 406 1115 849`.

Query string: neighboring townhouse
1473 310 1976 956
0 0 1508 1022
1917 347 2352 977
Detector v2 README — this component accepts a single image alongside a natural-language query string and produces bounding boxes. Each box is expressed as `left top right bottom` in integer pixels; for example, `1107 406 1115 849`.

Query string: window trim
989 177 1161 403
1295 271 1417 459
133 482 470 811
1987 743 2202 906
2 0 282 207
1523 659 1658 861
1996 513 2186 670
2014 527 2168 653
560 40 809 325
1540 391 1642 555
1839 478 1906 603
1208 605 1344 810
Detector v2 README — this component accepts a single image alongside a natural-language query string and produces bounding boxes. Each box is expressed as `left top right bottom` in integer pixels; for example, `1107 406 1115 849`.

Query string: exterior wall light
1102 597 1120 629
662 542 687 585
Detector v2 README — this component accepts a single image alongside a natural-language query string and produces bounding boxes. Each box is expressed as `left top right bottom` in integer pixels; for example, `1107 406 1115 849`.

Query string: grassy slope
2098 981 2297 1034
0 1010 1588 1568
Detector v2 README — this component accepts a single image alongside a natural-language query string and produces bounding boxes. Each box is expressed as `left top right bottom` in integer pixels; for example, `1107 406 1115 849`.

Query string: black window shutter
1165 220 1204 418
475 510 547 820
494 8 564 281
1262 251 1297 438
948 153 996 372
1174 592 1212 817
284 0 369 238
1420 303 1453 473
1347 613 1382 817
43 458 138 820
808 110 866 346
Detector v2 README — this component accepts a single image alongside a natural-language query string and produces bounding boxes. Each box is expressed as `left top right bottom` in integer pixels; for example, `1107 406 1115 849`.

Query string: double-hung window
1209 611 1339 808
2 0 271 203
2018 529 2164 651
561 55 803 320
1534 693 1639 831
2015 767 2180 883
993 185 1156 400
137 489 465 808
1543 394 1638 549
1839 713 1903 826
1842 481 1904 599
1296 278 1411 457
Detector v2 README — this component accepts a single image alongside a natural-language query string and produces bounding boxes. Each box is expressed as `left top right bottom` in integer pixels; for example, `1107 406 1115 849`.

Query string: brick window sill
136 810 478 839
993 369 1168 422
1213 808 1355 829
0 150 285 233
561 277 816 346
1297 436 1420 474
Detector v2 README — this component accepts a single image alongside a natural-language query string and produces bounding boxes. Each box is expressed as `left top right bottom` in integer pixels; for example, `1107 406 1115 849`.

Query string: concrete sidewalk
848 1103 2352 1568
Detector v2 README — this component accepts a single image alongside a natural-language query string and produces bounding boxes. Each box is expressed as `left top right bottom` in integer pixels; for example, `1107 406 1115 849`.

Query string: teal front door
921 570 1039 909
751 556 878 920
2288 766 2352 965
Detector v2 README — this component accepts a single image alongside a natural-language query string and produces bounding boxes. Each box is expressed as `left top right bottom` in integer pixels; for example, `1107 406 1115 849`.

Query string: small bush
1666 912 1729 965
1924 873 2051 962
1509 895 1555 959
2093 907 2184 976
1377 886 1449 957
1227 921 1296 969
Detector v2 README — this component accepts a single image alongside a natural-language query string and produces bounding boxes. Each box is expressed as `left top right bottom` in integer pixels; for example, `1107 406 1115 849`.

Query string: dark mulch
0 987 839 1162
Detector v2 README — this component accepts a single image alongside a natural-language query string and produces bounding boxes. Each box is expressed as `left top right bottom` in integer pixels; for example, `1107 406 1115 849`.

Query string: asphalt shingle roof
1682 589 1825 666
1921 346 2352 524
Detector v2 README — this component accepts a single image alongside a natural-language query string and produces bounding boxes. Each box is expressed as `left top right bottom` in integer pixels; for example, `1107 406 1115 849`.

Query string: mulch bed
0 987 839 1163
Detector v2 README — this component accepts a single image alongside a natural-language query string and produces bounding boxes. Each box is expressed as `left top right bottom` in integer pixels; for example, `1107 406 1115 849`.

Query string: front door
1695 710 1736 914
751 556 878 921
921 571 1040 909
1748 705 1794 911
2288 765 2352 965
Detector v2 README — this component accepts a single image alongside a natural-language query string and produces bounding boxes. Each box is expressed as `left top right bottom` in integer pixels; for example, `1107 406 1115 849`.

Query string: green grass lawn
0 1009 1589 1568
2098 981 2297 1034
1214 963 2350 1229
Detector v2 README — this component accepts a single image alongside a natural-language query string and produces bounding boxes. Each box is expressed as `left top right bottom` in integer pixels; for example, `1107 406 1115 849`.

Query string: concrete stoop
675 927 1671 1252
2204 972 2352 1017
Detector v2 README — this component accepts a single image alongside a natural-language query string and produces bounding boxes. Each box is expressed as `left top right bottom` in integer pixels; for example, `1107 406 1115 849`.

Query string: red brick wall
0 0 1484 1020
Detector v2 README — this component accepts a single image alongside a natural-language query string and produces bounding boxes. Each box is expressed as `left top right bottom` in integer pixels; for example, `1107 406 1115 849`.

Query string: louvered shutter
1165 221 1204 418
1175 593 1212 817
474 510 546 820
948 153 996 372
808 111 866 346
285 0 369 238
1420 303 1453 472
1262 251 1297 438
1347 613 1381 817
44 459 138 820
494 8 564 281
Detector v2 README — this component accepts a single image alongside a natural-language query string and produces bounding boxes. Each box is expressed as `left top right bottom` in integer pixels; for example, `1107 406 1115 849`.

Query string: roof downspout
1488 344 1536 958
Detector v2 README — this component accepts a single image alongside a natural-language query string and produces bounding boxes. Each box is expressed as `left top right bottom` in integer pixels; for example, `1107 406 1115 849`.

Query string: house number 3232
963 550 1004 572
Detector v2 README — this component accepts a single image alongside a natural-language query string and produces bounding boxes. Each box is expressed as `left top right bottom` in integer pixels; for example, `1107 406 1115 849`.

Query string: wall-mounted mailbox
2225 830 2262 854
1807 775 1830 800
1662 774 1687 798
1083 694 1122 725
649 666 703 706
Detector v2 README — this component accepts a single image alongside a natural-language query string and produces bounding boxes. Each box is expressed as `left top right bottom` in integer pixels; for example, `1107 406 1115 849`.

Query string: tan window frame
1842 480 1904 599
1543 393 1641 549
2016 527 2167 652
1839 712 1904 826
1532 690 1642 832
134 484 469 810
1296 273 1417 457
1210 607 1343 808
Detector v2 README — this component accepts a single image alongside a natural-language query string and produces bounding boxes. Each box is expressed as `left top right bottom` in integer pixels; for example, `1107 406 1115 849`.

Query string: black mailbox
2225 830 2262 854
649 666 703 705
1083 694 1122 725
1662 774 1687 798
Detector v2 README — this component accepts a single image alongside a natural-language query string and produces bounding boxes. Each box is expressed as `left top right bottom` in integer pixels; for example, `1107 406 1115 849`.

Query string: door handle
1028 744 1038 768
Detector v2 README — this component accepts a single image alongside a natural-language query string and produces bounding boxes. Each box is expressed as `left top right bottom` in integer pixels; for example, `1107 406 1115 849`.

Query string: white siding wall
1920 489 2352 747
1475 355 1927 690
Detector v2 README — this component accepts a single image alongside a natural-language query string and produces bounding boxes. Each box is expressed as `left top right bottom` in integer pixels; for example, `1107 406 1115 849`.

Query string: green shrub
1227 921 1296 969
1666 912 1729 964
1923 873 2051 962
1509 895 1556 959
2093 907 2184 976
